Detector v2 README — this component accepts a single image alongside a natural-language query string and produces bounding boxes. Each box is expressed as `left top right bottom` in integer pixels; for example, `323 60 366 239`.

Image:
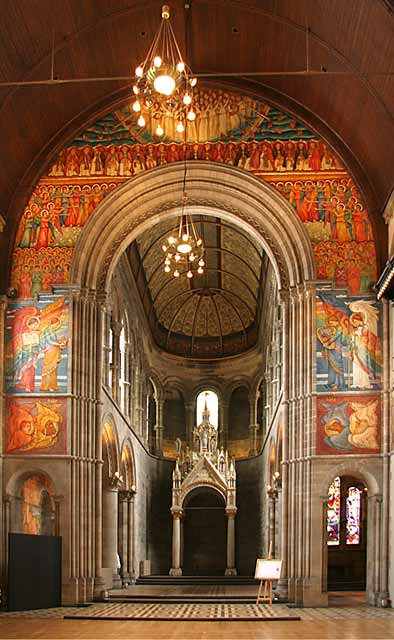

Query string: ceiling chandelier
132 4 197 137
162 167 205 279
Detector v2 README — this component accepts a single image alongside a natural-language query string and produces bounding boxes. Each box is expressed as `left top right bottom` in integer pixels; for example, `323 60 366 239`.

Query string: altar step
136 575 257 586
109 594 258 603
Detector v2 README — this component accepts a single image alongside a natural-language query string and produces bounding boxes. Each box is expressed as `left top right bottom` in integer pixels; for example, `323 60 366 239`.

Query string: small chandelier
132 5 197 136
162 192 205 279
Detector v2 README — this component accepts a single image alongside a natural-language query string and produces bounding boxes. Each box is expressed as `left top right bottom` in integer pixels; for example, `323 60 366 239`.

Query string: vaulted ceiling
128 217 265 358
1 0 394 287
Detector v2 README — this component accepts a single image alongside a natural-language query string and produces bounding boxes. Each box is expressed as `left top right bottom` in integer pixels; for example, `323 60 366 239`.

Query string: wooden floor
1 591 394 639
1 617 394 639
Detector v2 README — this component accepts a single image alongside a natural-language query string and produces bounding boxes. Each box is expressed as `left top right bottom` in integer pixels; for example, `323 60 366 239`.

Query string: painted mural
10 87 376 299
316 292 382 393
21 474 56 535
7 87 381 460
6 397 66 455
5 295 68 394
316 395 380 455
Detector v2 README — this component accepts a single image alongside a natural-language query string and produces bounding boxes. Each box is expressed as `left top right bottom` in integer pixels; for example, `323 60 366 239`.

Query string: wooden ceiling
1 0 394 287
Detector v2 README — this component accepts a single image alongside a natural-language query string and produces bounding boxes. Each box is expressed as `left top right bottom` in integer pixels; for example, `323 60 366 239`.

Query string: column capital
226 507 237 518
171 508 183 519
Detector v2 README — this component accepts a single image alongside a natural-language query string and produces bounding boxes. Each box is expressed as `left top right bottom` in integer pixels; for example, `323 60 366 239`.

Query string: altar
169 399 237 576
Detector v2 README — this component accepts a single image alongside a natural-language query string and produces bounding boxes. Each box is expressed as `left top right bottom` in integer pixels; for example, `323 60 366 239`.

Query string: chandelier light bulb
155 124 164 136
132 85 139 95
187 270 193 278
153 74 176 96
198 259 205 267
182 233 189 241
189 254 195 261
178 242 192 254
174 254 181 262
168 236 175 244
137 115 146 127
190 77 197 87
164 265 171 273
174 269 180 278
187 110 196 121
177 61 185 72
153 55 162 68
197 267 204 274
132 100 141 112
183 93 192 106
176 121 184 133
162 244 168 252
196 238 202 246
135 66 143 77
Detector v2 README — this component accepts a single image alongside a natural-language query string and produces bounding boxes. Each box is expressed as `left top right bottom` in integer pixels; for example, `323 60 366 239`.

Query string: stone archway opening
182 487 227 576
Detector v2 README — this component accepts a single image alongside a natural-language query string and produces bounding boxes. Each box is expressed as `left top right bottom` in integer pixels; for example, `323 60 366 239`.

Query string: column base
275 577 289 600
93 575 108 600
169 568 182 576
225 568 237 576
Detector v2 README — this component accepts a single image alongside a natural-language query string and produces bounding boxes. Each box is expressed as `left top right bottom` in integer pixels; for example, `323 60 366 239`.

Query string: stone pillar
155 398 164 455
102 303 112 387
225 509 237 575
122 341 131 417
219 402 229 448
118 491 130 584
169 510 183 575
102 476 122 588
248 392 258 456
127 493 136 582
185 401 195 445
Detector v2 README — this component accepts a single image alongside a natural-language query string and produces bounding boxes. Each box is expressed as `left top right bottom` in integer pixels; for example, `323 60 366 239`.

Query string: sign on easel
255 558 282 606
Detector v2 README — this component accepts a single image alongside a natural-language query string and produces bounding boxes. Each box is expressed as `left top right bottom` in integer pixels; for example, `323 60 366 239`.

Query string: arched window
327 476 363 546
196 390 218 429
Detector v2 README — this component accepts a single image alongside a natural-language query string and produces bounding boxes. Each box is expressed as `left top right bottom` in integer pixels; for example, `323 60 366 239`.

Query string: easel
255 542 275 606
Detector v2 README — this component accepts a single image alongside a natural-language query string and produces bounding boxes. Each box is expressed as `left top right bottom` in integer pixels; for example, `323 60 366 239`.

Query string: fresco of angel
5 295 68 394
316 293 382 392
6 398 65 454
317 396 380 454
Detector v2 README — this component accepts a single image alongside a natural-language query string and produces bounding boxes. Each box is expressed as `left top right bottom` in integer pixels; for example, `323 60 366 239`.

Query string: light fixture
131 5 197 137
162 173 205 280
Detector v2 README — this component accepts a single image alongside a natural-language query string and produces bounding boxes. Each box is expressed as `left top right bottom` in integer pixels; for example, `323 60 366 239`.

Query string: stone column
219 402 229 448
248 392 258 456
225 509 237 575
118 491 130 584
122 341 131 417
102 476 122 588
185 401 195 445
155 398 164 455
169 510 183 575
102 303 112 387
127 493 136 582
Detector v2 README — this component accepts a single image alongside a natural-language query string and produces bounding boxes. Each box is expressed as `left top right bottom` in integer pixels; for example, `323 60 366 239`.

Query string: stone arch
70 162 315 293
102 414 120 480
120 440 136 492
318 461 380 498
6 469 57 537
181 483 227 509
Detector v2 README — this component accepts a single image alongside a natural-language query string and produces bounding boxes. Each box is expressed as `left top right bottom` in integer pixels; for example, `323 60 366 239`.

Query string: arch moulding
70 162 315 293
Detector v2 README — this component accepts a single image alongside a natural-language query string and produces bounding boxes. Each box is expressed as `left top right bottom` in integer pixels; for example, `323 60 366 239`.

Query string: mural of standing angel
348 300 381 389
5 295 69 394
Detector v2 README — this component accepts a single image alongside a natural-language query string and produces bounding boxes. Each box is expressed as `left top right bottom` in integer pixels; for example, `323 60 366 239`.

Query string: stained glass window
346 486 361 545
327 476 340 545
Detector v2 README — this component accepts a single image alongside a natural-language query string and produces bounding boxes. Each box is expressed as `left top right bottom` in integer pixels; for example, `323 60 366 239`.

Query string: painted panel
5 397 67 455
316 394 381 455
5 295 69 394
316 292 382 392
20 474 56 535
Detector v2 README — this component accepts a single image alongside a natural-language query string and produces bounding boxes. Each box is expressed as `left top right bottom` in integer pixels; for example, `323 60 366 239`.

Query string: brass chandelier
162 166 205 279
132 4 197 136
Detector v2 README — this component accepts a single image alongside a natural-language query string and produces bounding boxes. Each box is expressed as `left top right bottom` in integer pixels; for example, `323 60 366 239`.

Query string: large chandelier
162 191 205 279
132 5 197 136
